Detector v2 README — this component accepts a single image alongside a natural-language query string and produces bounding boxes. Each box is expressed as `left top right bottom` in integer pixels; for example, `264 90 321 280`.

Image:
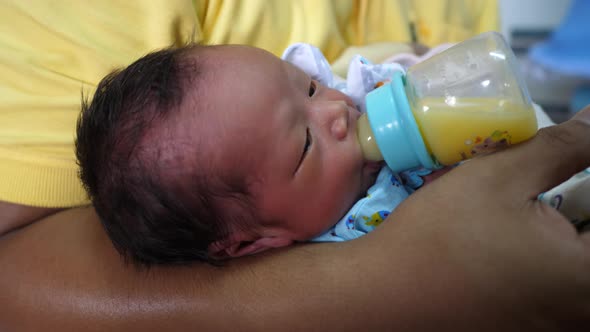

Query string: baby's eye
308 80 317 97
295 128 312 173
303 127 312 154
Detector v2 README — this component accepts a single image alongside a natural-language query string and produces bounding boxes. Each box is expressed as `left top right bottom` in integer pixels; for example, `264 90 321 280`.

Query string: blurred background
500 0 590 123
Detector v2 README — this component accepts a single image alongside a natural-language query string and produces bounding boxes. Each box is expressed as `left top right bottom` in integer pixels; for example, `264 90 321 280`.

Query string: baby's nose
328 102 349 140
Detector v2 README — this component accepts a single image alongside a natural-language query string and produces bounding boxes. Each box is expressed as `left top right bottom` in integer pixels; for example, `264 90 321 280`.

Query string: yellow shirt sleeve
194 0 412 61
410 0 500 46
0 1 199 207
194 0 498 59
0 0 497 207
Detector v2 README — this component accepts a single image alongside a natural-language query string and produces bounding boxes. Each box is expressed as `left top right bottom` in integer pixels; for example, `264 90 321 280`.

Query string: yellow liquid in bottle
411 97 538 165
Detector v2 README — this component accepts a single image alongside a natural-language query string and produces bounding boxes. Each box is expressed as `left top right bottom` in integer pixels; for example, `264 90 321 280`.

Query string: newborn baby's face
183 45 381 245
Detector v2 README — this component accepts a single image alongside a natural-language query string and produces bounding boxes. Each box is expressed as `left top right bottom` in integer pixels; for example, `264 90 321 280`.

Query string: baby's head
76 44 380 265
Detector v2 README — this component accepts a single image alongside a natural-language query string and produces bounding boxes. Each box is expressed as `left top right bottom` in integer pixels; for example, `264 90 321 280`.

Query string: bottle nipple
356 113 383 162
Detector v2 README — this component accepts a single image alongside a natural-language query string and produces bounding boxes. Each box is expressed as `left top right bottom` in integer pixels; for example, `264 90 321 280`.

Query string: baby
79 42 589 266
76 43 438 265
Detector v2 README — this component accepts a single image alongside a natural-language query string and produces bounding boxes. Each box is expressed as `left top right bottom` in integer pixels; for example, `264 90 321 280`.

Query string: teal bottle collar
365 71 435 172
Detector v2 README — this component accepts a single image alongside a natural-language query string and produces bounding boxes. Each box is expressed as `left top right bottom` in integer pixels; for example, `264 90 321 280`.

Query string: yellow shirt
0 0 498 207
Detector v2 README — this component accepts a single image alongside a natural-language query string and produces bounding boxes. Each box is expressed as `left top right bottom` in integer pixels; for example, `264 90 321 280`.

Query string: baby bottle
357 31 538 172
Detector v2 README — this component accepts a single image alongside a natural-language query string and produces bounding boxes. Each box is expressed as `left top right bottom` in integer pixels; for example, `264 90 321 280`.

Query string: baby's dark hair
76 44 257 266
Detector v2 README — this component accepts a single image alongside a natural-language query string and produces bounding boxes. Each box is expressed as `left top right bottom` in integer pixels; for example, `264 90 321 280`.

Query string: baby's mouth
363 160 383 173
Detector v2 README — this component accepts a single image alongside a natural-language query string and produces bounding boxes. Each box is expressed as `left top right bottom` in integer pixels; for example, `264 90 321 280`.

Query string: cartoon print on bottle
461 130 512 160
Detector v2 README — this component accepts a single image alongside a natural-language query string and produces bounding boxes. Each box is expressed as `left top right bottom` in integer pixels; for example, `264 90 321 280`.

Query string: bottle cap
365 71 435 172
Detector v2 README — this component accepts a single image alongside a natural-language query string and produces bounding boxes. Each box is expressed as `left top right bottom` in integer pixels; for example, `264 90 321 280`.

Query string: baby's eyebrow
284 66 298 85
283 60 308 83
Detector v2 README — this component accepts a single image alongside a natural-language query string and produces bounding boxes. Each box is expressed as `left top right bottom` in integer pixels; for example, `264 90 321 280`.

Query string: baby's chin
360 160 383 193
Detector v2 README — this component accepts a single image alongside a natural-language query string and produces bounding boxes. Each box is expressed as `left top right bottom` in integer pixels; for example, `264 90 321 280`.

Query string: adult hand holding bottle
369 105 590 330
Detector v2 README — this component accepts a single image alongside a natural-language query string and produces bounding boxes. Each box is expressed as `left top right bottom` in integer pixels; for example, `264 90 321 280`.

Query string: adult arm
1 109 590 331
0 201 63 236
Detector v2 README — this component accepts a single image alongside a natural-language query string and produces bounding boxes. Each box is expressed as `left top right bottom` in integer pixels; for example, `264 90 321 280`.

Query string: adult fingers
484 106 590 199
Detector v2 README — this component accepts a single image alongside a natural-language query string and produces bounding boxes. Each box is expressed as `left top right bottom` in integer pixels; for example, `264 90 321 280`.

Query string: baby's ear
208 235 294 259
